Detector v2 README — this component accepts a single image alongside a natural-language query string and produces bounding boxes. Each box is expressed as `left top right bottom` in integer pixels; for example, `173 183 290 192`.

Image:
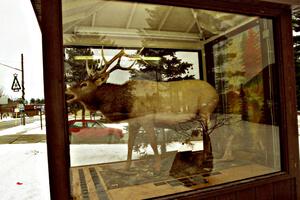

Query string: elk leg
221 134 234 161
125 123 140 170
143 125 161 172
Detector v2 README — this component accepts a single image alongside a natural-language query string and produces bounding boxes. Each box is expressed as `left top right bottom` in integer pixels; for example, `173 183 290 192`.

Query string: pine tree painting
243 28 263 80
241 26 264 123
212 24 264 123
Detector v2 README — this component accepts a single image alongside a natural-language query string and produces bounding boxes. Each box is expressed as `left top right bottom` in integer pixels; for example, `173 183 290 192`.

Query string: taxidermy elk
65 49 219 172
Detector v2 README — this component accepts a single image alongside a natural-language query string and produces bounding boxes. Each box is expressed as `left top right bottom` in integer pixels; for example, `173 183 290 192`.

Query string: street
0 116 43 131
0 116 46 144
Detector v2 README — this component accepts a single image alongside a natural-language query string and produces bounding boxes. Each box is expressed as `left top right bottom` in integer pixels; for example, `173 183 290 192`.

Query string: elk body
66 49 219 172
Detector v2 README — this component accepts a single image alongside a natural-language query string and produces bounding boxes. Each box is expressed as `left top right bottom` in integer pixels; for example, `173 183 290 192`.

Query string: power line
0 59 19 63
0 62 21 71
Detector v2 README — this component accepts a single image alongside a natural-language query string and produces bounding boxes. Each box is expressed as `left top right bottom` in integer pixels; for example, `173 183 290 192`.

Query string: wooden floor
70 160 276 200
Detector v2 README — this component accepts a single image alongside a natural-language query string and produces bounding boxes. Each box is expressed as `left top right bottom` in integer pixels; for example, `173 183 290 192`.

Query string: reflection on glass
209 19 280 170
63 1 280 199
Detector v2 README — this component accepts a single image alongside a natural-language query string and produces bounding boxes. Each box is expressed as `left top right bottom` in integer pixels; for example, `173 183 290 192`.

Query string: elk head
65 48 144 105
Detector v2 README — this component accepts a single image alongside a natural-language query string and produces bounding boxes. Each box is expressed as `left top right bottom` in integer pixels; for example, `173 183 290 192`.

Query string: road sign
18 104 24 111
11 74 21 92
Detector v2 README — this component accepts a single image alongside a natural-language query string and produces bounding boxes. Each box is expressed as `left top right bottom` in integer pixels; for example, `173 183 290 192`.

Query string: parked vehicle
68 119 124 139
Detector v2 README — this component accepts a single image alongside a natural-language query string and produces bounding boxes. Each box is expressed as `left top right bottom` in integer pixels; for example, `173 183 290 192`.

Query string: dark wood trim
273 7 300 196
122 0 290 17
41 0 71 199
147 173 294 199
30 0 41 26
197 49 204 80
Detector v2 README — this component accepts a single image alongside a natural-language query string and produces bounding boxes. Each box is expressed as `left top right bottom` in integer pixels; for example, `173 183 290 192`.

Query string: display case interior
62 1 281 199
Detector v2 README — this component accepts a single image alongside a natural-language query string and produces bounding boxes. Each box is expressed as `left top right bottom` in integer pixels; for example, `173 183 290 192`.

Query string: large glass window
62 1 280 199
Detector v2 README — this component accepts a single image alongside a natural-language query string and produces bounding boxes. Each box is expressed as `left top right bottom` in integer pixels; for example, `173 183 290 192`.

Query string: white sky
0 0 44 101
91 49 200 84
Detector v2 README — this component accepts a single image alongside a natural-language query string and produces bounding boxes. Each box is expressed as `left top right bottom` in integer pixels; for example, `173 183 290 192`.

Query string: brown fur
66 79 218 171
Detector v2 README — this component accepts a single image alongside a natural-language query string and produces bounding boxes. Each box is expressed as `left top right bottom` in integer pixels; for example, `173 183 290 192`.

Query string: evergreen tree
136 7 196 82
36 98 41 104
130 48 195 82
30 98 35 104
65 48 97 83
64 48 100 118
293 9 300 109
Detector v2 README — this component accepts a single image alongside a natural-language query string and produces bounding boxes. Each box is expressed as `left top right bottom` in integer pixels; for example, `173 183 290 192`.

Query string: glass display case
60 1 284 199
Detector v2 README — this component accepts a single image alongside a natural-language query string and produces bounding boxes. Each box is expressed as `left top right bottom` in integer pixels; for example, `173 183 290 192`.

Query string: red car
68 119 124 138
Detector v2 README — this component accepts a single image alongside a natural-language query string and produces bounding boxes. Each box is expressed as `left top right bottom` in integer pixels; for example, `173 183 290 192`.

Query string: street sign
18 104 24 111
11 74 21 92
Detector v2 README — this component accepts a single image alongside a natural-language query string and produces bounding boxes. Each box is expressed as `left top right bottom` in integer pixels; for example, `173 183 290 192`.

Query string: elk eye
80 83 87 88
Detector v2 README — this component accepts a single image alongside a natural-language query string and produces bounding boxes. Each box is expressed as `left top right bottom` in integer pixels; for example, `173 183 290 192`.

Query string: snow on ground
0 143 50 200
0 118 48 200
0 116 299 200
70 141 203 167
0 118 203 200
0 117 16 122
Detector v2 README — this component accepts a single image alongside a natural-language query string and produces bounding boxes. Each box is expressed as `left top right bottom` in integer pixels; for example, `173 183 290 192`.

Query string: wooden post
40 108 43 130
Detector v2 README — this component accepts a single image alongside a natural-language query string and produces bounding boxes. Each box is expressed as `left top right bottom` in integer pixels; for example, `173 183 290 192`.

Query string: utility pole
21 54 25 125
0 55 26 125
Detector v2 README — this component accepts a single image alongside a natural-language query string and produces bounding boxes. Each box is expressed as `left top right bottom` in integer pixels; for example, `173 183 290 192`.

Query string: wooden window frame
41 0 299 199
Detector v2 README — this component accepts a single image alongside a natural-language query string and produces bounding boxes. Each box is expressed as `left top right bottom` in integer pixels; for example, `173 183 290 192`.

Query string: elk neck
83 82 134 122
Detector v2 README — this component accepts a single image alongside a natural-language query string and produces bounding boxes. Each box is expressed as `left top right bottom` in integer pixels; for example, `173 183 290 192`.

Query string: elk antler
106 48 145 74
98 48 126 74
86 48 126 79
86 48 145 85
